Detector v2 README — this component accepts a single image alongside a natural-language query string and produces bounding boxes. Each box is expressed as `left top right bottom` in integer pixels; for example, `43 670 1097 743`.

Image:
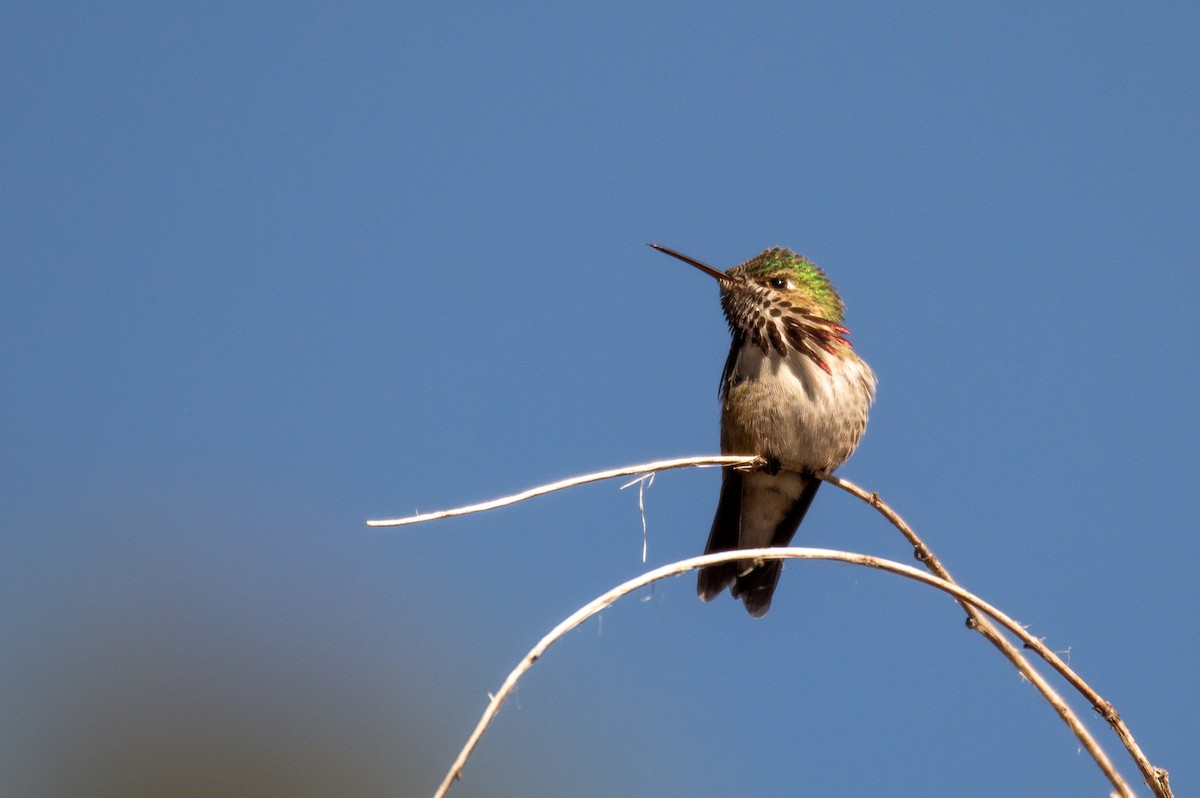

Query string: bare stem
366 455 758 527
432 548 1127 798
374 455 1169 798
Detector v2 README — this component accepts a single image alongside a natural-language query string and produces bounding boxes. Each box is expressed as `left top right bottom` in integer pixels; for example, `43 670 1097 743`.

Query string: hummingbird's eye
769 276 790 290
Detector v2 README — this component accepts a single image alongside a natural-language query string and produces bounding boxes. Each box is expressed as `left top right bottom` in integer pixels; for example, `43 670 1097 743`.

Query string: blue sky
3 3 1197 796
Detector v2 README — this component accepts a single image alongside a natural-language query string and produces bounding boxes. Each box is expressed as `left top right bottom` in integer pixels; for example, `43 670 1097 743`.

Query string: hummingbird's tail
697 468 820 618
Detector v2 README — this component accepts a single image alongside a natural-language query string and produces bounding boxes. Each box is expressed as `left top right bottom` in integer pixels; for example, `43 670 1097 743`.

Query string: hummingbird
650 243 876 617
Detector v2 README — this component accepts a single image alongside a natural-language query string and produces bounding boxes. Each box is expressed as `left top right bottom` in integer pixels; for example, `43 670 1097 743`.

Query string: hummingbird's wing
697 334 750 601
717 331 744 400
698 468 821 618
696 468 744 602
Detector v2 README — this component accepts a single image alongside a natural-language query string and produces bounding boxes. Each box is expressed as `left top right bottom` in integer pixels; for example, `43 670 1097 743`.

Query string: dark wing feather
718 332 744 401
697 467 743 601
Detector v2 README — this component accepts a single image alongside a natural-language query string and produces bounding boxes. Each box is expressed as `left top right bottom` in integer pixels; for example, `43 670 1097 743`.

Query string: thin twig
431 547 1127 798
366 455 758 527
619 471 655 562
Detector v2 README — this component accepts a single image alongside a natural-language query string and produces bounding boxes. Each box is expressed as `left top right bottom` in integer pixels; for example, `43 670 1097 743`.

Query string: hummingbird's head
649 244 853 374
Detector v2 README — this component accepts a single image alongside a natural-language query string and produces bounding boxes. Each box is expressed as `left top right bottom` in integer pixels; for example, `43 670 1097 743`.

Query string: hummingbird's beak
648 243 736 283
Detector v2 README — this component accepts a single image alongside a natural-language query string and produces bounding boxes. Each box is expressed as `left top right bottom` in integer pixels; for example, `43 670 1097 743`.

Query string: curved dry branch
372 455 1169 798
432 547 1131 798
